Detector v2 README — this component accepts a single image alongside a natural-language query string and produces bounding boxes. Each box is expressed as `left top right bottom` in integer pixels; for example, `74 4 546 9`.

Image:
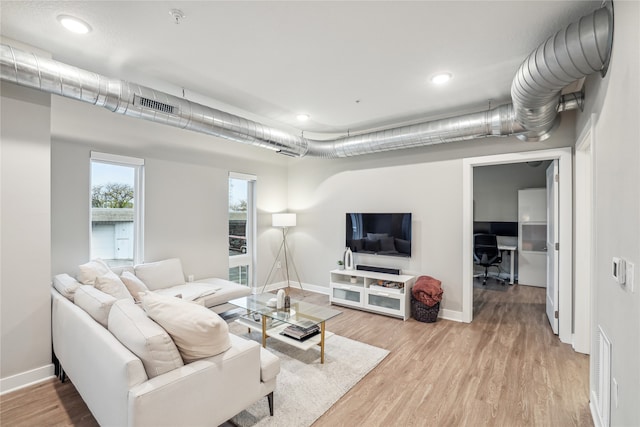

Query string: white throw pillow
52 273 82 301
134 258 185 291
120 271 149 302
74 285 117 328
94 271 134 301
108 299 184 379
141 292 231 363
77 259 111 285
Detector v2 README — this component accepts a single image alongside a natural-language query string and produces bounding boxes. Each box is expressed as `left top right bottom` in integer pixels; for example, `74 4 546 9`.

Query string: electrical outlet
187 274 194 282
276 261 282 269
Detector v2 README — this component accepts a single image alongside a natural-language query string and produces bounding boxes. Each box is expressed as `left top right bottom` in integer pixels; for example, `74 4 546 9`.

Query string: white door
546 160 559 334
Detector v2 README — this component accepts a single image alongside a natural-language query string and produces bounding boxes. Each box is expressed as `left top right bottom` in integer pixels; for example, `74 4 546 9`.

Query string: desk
498 245 517 284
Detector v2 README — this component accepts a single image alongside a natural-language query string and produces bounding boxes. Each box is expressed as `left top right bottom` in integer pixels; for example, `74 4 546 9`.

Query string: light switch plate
626 262 635 292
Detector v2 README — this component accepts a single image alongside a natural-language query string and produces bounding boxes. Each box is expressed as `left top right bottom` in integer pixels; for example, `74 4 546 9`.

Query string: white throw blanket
155 284 221 301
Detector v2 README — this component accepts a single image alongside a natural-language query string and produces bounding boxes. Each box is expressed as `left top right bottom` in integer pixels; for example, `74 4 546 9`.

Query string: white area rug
228 323 389 427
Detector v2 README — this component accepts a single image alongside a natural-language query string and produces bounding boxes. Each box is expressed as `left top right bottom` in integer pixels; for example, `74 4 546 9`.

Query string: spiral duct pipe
511 5 613 141
0 6 612 157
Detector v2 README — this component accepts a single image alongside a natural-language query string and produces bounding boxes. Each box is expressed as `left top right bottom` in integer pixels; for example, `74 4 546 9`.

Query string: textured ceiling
1 1 601 138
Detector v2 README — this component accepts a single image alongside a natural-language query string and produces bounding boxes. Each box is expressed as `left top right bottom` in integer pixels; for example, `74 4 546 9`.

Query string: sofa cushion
120 271 149 302
134 258 185 291
52 273 82 301
74 285 118 328
77 259 111 285
95 271 135 301
108 299 184 379
141 292 231 363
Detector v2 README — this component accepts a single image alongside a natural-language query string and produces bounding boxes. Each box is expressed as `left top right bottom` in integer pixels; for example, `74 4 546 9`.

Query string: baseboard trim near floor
439 308 463 322
0 363 55 395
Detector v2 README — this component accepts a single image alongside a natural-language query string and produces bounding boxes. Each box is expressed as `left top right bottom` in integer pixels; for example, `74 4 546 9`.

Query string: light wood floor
0 282 592 426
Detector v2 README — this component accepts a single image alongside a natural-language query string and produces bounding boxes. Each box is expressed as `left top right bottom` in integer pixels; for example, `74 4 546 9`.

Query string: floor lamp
261 213 303 294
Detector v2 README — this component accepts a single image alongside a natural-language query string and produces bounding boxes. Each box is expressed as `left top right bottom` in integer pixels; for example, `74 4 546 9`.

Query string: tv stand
329 269 416 320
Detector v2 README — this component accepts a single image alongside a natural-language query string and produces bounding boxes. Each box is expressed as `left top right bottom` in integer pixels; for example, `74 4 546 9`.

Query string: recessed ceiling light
57 15 92 34
296 114 310 122
430 72 453 85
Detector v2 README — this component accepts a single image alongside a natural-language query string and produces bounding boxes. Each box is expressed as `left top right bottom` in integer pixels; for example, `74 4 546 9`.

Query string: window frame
229 172 257 287
90 151 145 266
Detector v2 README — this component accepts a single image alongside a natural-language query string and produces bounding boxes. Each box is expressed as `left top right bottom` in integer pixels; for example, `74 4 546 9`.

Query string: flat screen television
346 213 412 258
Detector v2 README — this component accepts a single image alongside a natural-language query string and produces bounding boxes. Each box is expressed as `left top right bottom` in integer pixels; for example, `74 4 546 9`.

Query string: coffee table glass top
229 293 341 328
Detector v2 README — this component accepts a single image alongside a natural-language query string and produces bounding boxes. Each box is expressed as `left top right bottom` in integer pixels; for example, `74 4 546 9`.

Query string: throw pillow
74 285 118 328
94 271 135 301
120 271 149 302
77 259 111 285
52 273 82 301
364 238 381 252
134 258 185 291
108 299 184 379
380 236 397 252
395 238 411 254
366 232 388 241
141 292 231 363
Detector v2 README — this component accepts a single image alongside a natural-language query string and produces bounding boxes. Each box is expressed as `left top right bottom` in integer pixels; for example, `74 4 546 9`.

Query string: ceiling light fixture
296 114 310 122
57 15 92 34
430 72 453 85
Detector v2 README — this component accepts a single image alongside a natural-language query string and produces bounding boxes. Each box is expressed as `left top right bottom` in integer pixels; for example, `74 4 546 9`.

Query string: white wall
50 98 290 285
473 161 549 222
287 119 576 316
0 82 53 392
577 2 640 425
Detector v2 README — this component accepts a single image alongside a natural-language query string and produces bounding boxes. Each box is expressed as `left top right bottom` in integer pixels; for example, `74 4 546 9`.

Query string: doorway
462 147 574 345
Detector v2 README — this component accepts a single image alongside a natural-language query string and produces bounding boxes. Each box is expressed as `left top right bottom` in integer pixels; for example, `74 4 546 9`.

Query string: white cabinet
330 269 415 320
518 188 547 287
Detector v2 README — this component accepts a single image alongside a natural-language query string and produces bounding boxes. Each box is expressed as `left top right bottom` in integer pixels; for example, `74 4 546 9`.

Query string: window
90 152 144 267
229 173 256 287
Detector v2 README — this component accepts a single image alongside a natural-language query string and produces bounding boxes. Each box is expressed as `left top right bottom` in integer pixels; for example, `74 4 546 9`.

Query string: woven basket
411 294 439 323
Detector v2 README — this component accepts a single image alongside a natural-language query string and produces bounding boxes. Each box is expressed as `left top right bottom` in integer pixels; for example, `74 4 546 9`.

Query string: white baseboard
0 363 55 395
589 398 603 427
438 308 463 322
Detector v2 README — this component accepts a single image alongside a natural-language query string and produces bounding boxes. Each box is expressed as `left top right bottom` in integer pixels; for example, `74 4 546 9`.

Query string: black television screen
346 213 412 258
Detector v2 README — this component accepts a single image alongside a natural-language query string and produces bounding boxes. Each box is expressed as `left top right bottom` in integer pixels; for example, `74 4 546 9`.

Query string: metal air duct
0 6 612 157
511 5 613 141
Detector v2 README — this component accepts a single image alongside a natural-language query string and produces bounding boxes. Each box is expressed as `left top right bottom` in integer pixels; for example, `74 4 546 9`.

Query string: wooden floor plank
0 282 591 426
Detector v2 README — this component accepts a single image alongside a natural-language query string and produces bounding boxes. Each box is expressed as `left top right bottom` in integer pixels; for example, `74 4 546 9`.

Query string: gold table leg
261 315 268 348
320 321 326 364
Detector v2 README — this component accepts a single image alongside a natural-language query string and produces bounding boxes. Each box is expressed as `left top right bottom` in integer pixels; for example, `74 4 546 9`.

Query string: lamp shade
272 213 296 228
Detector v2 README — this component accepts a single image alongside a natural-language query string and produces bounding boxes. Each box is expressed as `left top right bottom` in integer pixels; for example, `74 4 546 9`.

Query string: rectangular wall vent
134 95 176 114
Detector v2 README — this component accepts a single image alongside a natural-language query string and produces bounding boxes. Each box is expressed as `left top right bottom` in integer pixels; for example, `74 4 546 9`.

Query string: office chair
473 233 504 286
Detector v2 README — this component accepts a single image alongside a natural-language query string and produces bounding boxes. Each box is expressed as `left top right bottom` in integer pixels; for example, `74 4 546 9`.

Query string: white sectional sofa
51 258 278 426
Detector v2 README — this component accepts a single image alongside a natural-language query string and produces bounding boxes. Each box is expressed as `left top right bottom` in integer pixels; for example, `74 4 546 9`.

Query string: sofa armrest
51 289 147 427
128 334 264 427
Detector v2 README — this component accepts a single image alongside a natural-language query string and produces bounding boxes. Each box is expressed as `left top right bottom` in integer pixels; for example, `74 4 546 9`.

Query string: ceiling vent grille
134 95 176 114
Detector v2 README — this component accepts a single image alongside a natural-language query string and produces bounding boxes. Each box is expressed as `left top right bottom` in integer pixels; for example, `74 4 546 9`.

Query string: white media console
329 269 416 320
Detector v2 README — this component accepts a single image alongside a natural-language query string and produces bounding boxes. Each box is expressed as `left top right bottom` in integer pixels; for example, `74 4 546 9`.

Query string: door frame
574 114 597 354
462 147 573 344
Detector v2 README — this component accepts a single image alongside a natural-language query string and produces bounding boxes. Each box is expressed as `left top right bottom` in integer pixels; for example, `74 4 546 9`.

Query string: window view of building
90 152 144 267
229 174 255 286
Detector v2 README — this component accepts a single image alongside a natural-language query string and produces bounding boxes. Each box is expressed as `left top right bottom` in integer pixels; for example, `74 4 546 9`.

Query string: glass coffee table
229 293 341 364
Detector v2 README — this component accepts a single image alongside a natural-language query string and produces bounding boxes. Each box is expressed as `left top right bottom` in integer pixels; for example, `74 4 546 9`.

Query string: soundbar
356 265 401 275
